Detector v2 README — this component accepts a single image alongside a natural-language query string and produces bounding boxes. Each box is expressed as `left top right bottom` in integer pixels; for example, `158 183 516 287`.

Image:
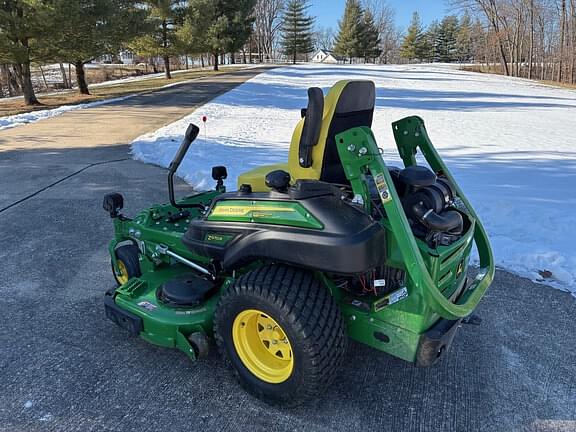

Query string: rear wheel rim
232 309 293 384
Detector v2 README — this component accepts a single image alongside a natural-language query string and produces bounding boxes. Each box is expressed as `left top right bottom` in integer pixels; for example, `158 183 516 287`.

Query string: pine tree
436 15 459 63
129 0 184 79
423 20 440 62
360 9 381 63
222 0 257 64
456 13 473 62
0 1 53 105
334 0 364 63
280 0 315 64
184 0 256 71
469 19 486 63
400 12 424 61
49 0 147 94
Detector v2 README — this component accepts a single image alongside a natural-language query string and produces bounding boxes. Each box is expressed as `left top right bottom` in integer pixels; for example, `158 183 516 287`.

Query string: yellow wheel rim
232 309 293 384
116 260 129 285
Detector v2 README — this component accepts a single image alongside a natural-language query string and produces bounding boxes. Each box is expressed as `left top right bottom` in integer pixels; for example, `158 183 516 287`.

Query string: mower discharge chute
103 80 494 405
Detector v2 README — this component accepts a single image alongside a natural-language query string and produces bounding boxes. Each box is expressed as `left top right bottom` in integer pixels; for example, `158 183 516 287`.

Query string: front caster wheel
214 265 346 406
112 244 141 286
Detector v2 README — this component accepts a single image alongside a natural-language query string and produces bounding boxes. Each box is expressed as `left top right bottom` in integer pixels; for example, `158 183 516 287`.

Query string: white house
311 49 340 64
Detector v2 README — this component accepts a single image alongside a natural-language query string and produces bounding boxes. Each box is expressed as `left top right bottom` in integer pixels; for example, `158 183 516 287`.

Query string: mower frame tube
335 121 494 321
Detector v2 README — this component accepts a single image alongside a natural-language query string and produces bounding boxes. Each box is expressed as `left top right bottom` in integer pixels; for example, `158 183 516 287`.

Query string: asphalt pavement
0 68 574 432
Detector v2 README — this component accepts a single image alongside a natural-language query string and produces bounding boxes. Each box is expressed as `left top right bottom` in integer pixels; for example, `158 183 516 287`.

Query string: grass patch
0 67 243 117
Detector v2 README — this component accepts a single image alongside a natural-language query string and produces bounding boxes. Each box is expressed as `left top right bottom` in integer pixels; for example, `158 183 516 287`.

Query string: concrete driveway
0 68 574 432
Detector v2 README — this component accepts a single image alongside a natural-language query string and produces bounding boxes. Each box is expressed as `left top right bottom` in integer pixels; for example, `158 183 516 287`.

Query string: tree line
2 0 573 106
450 0 576 84
0 0 255 105
400 12 483 63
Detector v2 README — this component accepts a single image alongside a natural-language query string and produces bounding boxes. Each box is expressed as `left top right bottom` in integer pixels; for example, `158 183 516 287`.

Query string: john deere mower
103 80 494 405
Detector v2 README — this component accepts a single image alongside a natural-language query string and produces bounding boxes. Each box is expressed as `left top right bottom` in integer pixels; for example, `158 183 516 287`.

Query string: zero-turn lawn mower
103 80 494 405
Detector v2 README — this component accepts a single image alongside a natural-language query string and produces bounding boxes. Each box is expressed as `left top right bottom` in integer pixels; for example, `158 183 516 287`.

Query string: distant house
311 49 340 64
119 51 135 65
95 50 135 65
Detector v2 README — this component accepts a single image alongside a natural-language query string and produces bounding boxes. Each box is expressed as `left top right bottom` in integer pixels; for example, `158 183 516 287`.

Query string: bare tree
528 0 534 78
363 0 400 63
254 0 284 61
314 26 335 50
557 0 567 81
452 0 509 74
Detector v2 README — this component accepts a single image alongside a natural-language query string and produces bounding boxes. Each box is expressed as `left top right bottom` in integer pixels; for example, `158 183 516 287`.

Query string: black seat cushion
320 81 375 184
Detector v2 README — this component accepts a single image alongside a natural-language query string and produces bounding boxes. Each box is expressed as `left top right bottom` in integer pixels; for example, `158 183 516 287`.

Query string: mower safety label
374 287 408 311
389 287 408 304
137 301 157 311
374 173 392 203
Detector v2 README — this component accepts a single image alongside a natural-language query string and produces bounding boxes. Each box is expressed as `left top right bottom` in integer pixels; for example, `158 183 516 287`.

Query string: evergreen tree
334 0 364 63
280 0 315 64
221 0 257 64
183 0 256 70
130 0 184 79
456 13 473 62
360 9 381 63
469 19 486 63
435 15 459 63
49 0 147 94
0 0 53 105
423 20 440 62
400 12 424 61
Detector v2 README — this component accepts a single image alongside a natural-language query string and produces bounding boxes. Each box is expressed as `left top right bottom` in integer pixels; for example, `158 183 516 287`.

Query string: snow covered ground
131 64 576 294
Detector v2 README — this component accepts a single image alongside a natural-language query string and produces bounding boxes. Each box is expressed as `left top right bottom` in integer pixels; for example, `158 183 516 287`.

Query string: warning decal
374 173 392 203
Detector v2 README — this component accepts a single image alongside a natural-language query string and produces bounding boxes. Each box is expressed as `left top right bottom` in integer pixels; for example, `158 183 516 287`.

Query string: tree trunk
74 61 89 95
213 53 219 71
38 65 49 90
15 35 39 105
10 66 21 95
528 0 534 79
161 19 171 79
17 62 39 105
558 0 566 82
2 65 19 97
163 56 171 79
59 63 70 88
480 1 510 76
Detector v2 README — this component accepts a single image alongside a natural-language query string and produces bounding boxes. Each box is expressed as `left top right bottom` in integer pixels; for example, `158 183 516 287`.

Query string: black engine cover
182 185 386 275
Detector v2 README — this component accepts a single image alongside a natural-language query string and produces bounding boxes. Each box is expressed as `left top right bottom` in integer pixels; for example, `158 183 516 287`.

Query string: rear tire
112 244 141 286
214 265 346 406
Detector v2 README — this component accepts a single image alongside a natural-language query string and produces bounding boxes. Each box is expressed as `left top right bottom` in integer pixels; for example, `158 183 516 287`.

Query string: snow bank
131 64 576 294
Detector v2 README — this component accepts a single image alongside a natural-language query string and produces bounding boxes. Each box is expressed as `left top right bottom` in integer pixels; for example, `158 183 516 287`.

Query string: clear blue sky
309 0 452 31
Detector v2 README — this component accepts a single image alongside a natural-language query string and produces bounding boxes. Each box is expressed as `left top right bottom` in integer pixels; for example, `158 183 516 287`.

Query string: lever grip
170 123 200 170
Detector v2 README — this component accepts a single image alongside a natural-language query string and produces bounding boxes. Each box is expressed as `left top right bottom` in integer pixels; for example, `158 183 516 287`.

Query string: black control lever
168 123 204 210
